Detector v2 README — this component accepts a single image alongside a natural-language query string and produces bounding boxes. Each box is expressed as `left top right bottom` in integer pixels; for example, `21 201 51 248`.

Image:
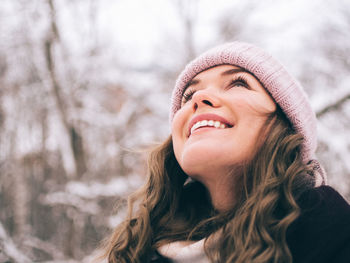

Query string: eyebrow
182 68 248 97
221 68 247 76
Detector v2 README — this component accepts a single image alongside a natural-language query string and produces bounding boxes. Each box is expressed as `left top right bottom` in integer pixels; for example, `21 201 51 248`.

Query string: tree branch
0 222 31 263
316 93 350 118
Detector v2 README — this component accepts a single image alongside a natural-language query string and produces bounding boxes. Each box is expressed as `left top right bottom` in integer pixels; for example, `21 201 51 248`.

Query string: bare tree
45 0 86 178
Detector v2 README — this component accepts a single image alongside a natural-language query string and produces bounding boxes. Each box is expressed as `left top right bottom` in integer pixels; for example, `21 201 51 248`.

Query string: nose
191 89 219 111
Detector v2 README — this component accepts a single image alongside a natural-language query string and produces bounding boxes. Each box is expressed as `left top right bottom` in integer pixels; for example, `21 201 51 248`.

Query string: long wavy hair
102 108 315 263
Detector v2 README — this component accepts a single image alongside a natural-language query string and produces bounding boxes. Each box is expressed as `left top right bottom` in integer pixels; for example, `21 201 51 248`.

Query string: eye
228 76 249 89
181 88 196 105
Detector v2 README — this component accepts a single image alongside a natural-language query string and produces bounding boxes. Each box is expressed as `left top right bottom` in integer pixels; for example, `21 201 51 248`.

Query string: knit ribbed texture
170 42 326 185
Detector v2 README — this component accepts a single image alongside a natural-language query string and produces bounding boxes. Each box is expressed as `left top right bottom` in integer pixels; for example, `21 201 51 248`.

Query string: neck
201 169 242 212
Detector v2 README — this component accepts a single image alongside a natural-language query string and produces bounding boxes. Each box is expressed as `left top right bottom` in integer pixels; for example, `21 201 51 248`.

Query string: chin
180 154 224 176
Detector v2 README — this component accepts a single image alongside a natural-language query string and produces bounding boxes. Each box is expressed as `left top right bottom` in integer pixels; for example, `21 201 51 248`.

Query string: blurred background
0 0 349 262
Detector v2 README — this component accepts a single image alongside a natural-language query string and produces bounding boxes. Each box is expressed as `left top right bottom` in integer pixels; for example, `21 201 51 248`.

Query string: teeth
190 122 201 134
190 120 229 135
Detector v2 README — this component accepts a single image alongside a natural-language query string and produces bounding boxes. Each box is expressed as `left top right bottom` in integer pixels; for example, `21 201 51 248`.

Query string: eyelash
228 76 249 89
181 76 249 104
182 88 196 104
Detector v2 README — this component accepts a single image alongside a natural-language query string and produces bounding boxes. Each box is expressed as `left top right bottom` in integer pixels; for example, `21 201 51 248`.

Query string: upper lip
187 113 234 136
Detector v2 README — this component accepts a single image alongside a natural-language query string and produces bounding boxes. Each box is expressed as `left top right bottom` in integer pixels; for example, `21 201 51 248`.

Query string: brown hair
101 108 315 263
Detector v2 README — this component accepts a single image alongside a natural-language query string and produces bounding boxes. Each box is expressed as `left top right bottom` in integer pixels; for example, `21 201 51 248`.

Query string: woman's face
172 65 276 181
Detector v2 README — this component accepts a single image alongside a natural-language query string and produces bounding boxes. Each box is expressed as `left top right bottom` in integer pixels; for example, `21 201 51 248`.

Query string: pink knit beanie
170 42 326 186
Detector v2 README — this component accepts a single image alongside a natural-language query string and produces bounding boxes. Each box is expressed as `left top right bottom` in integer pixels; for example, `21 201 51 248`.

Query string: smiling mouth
189 120 233 136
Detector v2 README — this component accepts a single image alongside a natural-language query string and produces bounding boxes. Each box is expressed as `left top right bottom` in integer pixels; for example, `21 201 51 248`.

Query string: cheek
171 109 187 160
236 115 271 161
253 94 276 114
240 95 276 116
171 108 185 135
171 131 182 160
171 109 186 137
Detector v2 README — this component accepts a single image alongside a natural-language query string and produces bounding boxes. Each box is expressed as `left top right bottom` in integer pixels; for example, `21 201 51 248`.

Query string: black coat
287 186 350 263
151 186 350 263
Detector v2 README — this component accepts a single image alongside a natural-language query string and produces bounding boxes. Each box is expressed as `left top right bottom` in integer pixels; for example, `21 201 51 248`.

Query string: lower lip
189 127 229 137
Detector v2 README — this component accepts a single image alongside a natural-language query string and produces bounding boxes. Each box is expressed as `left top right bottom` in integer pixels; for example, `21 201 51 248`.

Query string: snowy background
0 0 349 262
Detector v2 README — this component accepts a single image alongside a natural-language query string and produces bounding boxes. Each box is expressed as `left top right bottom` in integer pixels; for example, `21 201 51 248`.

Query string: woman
102 42 350 263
